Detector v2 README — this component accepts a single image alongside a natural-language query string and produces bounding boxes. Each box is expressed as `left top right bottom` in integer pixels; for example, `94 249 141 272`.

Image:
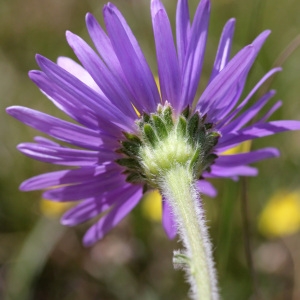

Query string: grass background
1 0 300 299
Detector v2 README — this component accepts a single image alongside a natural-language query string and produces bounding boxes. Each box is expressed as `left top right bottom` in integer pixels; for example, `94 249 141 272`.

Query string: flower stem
161 165 219 300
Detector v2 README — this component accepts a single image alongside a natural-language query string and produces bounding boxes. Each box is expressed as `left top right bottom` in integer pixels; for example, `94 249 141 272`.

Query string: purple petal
208 165 258 178
218 120 300 149
83 187 143 246
29 70 101 130
221 90 276 134
209 18 235 83
217 68 281 128
7 106 110 150
86 13 124 80
200 31 271 122
57 56 101 93
162 198 177 239
43 171 125 201
210 78 246 124
36 55 134 131
258 100 282 123
18 143 116 166
151 0 181 112
197 45 255 116
104 3 160 113
195 180 217 197
217 147 279 167
176 0 190 70
180 0 210 109
62 198 108 226
33 136 60 146
251 30 271 57
102 2 159 112
66 31 136 119
20 165 116 191
61 184 135 226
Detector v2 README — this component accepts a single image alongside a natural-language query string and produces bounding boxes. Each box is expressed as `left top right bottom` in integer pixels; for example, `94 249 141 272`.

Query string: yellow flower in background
141 189 162 222
40 199 72 218
40 186 72 218
258 190 300 238
222 141 251 155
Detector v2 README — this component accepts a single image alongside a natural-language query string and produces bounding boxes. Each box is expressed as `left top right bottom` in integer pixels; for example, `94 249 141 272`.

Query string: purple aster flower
6 0 300 248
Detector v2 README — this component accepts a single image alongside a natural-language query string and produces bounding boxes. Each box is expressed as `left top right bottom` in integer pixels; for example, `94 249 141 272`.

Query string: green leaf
182 105 190 119
115 158 140 169
152 115 168 140
162 106 174 130
176 116 187 137
189 148 201 171
120 140 140 156
143 124 159 147
187 113 200 143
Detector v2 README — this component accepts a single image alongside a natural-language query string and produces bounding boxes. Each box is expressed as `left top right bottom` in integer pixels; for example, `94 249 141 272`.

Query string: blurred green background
1 0 300 299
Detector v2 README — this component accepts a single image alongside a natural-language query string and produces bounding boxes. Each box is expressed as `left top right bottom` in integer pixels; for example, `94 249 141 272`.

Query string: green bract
116 103 220 189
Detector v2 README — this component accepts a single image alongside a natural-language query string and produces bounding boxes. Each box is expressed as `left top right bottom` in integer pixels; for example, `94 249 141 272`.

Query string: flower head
7 0 300 246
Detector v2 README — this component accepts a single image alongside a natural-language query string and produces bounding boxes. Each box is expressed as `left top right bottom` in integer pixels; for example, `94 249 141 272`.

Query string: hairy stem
161 165 219 300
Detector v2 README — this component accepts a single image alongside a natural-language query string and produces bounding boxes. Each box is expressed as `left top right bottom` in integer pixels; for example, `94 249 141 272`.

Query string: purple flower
7 0 300 246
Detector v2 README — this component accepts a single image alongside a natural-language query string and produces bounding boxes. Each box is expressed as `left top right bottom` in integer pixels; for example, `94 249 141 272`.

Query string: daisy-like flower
7 0 300 298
